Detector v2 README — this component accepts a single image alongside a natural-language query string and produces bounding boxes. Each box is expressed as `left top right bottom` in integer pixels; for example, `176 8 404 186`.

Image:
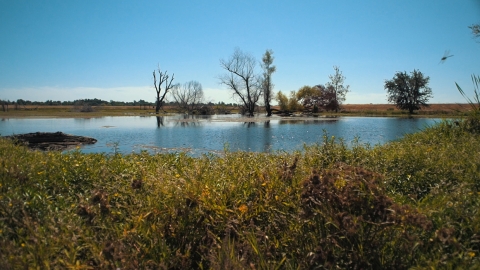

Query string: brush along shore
0 103 474 118
0 119 479 269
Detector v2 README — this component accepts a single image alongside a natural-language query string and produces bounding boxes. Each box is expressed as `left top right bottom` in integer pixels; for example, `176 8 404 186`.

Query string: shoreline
0 103 471 120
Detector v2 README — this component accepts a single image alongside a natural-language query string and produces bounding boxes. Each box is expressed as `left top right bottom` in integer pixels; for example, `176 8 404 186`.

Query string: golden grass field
342 103 470 112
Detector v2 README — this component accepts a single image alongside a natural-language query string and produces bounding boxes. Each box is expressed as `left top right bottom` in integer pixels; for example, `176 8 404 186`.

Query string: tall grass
1 119 479 269
456 74 480 133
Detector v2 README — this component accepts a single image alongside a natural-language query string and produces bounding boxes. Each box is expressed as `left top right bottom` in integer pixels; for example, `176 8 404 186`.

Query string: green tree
275 91 289 111
385 69 433 114
261 49 276 117
296 85 322 112
287 91 302 112
295 85 340 112
326 66 350 112
275 90 302 112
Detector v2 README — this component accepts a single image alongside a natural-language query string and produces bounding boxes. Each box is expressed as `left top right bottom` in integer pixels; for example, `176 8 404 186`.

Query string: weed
0 120 479 268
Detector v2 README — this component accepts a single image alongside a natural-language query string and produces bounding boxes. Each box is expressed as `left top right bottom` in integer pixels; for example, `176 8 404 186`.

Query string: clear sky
1 0 479 104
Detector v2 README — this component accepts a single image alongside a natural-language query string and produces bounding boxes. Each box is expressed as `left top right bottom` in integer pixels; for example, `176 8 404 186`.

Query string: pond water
0 115 442 155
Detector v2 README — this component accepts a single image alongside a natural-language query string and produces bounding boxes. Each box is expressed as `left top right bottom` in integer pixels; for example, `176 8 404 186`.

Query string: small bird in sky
439 50 454 64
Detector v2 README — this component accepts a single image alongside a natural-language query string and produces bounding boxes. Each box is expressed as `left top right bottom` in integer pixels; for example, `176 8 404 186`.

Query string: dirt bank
4 132 97 151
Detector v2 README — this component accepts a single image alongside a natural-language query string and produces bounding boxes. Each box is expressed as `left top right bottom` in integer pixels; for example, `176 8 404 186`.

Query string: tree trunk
248 102 255 117
265 104 272 117
155 99 161 114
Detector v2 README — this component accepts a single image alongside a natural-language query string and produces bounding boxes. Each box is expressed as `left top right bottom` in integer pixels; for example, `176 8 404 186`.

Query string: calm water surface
0 115 442 155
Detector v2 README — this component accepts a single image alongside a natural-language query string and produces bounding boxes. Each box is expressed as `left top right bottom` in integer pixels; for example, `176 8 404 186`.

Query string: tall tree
171 81 204 114
261 49 276 116
287 91 302 112
385 69 433 114
326 66 350 112
153 66 175 114
219 48 262 117
275 91 289 111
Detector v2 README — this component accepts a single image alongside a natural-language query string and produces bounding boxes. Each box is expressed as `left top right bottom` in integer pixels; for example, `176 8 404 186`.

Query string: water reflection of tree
241 120 273 152
173 114 202 127
243 122 256 128
278 119 338 125
263 120 272 152
175 121 200 127
156 116 164 127
74 118 93 123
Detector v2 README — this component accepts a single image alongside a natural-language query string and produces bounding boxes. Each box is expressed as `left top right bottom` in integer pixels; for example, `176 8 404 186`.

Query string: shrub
300 163 432 269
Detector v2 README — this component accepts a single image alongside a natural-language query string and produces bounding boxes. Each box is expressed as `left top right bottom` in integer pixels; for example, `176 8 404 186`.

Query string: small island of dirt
4 132 97 151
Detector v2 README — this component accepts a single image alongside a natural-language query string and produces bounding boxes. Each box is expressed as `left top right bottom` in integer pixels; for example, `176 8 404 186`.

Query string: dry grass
0 104 473 119
342 103 471 113
0 105 157 118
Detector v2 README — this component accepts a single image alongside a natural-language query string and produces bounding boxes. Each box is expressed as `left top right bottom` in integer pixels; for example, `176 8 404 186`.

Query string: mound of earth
4 132 97 151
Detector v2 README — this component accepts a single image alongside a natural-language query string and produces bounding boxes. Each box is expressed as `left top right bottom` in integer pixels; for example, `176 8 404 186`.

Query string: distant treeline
1 98 238 107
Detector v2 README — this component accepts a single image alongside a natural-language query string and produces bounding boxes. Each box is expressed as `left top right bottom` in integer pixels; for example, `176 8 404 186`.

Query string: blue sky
1 0 479 104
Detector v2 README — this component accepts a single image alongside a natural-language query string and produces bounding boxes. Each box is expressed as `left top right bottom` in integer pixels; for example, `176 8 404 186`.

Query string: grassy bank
0 103 473 118
1 119 479 269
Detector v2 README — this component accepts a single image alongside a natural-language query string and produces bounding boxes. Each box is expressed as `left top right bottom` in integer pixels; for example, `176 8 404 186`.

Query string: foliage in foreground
1 120 479 269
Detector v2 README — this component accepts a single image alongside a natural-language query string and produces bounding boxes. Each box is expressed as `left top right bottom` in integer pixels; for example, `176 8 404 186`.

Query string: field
342 103 471 115
0 103 474 118
1 113 480 268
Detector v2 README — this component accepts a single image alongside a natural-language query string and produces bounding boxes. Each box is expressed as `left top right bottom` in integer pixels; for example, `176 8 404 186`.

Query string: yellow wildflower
238 204 248 214
201 190 210 197
469 252 475 258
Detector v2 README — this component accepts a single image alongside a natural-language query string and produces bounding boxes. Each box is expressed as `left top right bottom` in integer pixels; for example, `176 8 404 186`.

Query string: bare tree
171 81 204 114
261 49 276 116
219 48 262 117
326 66 350 112
153 66 175 114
